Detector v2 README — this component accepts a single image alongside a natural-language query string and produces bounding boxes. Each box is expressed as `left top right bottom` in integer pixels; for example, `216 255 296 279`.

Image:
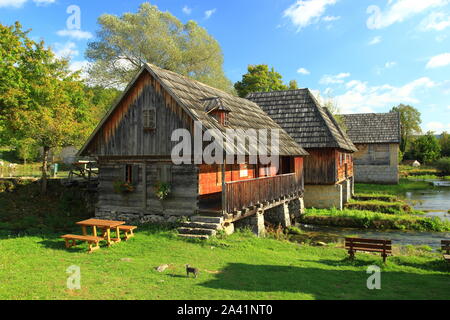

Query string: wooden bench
118 225 137 240
61 234 104 253
345 237 392 263
442 240 450 263
97 225 137 241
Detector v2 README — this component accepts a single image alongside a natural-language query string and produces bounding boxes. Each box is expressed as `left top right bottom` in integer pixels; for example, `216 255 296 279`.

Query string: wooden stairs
177 212 224 240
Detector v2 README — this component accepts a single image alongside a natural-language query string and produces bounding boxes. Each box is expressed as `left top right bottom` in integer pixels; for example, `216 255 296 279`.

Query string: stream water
296 179 450 248
293 224 449 249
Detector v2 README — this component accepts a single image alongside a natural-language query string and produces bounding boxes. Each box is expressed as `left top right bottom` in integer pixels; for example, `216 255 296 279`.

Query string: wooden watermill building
78 64 308 237
247 89 357 209
342 112 401 184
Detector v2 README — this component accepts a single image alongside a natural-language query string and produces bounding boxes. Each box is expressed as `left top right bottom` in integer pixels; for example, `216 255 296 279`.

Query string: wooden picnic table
76 219 125 246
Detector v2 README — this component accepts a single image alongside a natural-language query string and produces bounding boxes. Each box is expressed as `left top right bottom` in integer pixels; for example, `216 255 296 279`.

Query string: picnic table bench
61 234 103 253
442 240 450 263
345 237 392 263
61 219 137 253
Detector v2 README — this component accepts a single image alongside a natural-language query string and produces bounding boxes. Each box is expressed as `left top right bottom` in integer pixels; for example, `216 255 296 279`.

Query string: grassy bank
355 179 435 196
0 226 449 300
302 208 450 232
0 179 91 235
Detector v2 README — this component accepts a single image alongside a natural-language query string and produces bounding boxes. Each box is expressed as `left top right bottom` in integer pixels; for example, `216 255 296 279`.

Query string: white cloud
322 15 340 22
297 67 310 75
204 8 216 19
33 0 54 5
425 121 449 132
334 77 436 113
319 72 350 85
56 29 93 40
283 0 338 31
385 61 397 68
69 60 90 79
0 0 27 8
366 0 449 30
182 5 192 15
53 42 79 59
426 53 450 69
368 36 382 45
0 0 55 7
420 12 450 31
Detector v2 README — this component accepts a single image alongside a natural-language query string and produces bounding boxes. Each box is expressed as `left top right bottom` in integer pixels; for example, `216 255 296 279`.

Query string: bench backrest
345 237 392 253
442 240 450 254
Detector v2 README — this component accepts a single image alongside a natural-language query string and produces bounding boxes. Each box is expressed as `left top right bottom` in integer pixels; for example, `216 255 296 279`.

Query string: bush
435 157 450 175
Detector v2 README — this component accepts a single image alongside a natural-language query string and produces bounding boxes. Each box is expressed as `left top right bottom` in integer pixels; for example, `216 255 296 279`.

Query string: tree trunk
41 146 50 194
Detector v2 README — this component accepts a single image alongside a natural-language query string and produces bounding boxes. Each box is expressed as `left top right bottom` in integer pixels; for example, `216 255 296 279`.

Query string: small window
143 108 156 130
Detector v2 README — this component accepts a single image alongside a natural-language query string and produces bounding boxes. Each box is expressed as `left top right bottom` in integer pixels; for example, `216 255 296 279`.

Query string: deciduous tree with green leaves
85 2 232 92
439 131 450 157
390 104 422 153
407 131 441 164
234 64 296 97
0 22 93 193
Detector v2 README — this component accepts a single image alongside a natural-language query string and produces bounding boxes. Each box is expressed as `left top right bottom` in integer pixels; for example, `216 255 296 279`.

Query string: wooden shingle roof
78 64 308 157
341 112 401 144
247 89 357 152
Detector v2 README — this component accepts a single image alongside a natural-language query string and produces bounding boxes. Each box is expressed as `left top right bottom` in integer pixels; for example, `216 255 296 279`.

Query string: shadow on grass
199 263 450 299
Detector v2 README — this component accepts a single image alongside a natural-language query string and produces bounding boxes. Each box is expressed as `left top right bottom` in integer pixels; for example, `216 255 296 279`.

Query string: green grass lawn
0 226 449 300
355 179 434 196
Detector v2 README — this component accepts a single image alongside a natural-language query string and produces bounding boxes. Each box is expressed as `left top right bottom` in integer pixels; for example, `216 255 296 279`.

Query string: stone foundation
95 206 183 225
234 209 265 236
264 202 291 228
288 197 305 221
354 165 399 184
304 178 353 210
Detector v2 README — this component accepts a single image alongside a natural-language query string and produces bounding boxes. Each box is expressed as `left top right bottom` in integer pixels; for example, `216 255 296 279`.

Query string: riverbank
301 208 450 232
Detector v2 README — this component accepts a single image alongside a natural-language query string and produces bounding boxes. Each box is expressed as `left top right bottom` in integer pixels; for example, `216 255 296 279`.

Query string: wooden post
222 159 226 214
143 162 147 209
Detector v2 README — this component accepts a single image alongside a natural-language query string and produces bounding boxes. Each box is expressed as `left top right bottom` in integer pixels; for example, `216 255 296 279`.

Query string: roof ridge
306 90 356 151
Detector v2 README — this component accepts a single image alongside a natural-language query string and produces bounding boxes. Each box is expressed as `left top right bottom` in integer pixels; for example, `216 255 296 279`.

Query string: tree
15 138 39 164
85 86 121 122
439 131 450 157
0 22 93 193
234 64 293 97
390 104 422 153
407 131 441 164
85 3 232 92
288 80 298 90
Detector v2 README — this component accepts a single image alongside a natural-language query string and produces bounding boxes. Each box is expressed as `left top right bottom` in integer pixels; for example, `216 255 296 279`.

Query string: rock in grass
315 241 327 247
155 264 169 272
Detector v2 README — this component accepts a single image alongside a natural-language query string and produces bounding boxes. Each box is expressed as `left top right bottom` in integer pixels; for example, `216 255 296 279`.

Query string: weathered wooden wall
85 71 193 156
303 148 336 185
97 161 198 216
336 151 354 183
353 143 391 165
352 143 399 184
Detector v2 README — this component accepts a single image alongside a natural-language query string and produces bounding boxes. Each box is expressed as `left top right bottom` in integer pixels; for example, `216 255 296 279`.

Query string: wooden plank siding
85 71 194 157
303 148 336 185
336 151 354 182
98 162 198 216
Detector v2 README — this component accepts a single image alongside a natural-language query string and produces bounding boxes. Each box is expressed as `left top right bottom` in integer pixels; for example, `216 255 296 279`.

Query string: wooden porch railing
223 173 303 213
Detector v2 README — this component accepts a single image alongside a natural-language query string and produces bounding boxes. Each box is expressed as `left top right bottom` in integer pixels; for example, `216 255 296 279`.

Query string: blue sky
1 0 450 133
